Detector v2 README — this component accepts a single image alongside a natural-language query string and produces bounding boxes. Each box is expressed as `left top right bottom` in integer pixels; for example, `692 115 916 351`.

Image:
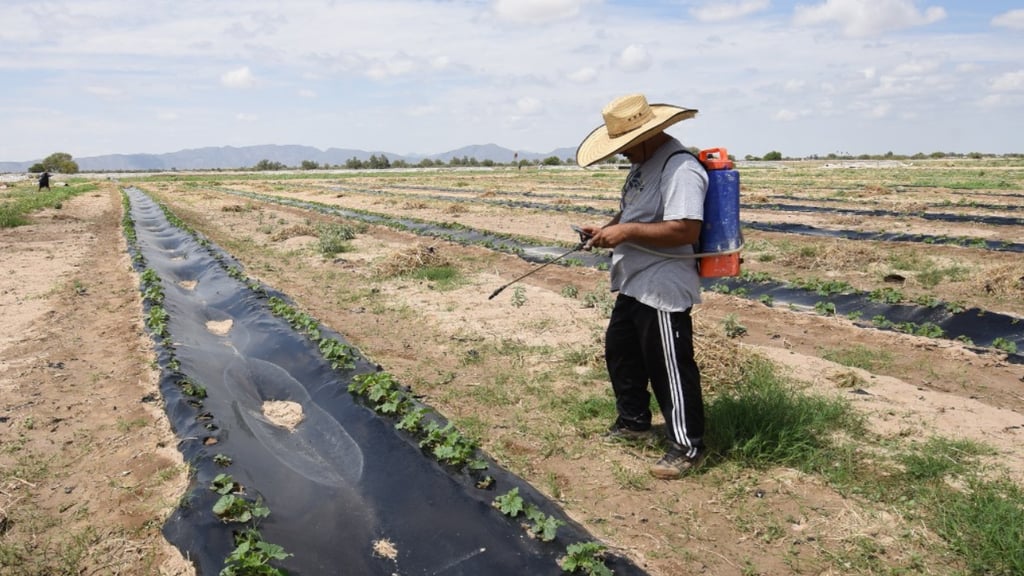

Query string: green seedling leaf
525 505 564 542
493 487 525 517
210 473 240 495
560 541 612 576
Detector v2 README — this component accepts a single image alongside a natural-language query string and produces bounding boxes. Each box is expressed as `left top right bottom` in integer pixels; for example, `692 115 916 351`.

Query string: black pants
605 294 704 451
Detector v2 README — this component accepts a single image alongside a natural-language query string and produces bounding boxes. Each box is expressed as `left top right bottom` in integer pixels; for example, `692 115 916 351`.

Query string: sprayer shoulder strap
660 149 707 175
659 149 707 254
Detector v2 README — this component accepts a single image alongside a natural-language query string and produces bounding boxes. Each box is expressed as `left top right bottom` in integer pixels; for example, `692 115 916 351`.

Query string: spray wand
487 226 592 300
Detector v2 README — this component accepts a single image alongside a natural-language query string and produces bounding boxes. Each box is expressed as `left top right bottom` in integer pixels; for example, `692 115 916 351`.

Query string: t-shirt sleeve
662 155 707 221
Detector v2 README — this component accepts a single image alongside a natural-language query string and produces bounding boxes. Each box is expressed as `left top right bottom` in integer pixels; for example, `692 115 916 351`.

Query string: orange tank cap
699 147 734 170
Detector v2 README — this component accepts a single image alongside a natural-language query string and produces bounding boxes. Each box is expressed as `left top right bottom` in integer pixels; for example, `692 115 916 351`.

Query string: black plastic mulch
743 221 1024 253
123 188 647 576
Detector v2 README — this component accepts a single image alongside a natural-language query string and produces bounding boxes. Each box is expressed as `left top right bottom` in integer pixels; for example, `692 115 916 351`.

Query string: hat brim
576 104 698 167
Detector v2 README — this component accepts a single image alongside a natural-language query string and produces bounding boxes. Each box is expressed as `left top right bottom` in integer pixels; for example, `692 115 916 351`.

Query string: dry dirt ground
3 172 1024 575
0 183 193 575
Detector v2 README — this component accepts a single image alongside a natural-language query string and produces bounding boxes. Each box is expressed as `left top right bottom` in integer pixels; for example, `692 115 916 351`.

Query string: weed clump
270 224 316 241
375 243 453 277
315 222 358 256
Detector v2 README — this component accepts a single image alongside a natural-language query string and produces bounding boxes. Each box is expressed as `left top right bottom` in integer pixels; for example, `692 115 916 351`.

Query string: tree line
746 150 1021 161
21 149 1022 175
28 152 80 174
252 154 578 171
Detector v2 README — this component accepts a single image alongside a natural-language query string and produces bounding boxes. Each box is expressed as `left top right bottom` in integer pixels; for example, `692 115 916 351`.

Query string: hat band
606 106 653 138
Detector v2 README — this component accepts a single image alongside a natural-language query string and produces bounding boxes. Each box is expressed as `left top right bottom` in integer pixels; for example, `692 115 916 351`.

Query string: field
2 157 1023 575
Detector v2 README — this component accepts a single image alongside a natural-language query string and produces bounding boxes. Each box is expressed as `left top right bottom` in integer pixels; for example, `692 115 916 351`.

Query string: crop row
126 186 617 575
121 190 291 575
187 185 1023 360
238 181 1024 254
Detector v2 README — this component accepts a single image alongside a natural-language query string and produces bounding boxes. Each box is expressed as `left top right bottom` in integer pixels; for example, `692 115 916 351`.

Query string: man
577 93 707 479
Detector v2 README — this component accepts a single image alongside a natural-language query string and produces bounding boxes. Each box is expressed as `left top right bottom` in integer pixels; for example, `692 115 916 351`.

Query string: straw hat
576 93 697 167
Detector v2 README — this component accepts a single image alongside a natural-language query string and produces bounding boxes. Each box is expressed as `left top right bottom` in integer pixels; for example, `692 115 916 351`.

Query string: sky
2 0 1023 162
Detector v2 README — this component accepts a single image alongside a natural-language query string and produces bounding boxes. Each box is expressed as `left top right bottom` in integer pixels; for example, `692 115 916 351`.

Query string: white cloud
691 0 771 22
235 113 257 122
891 58 942 77
85 86 122 98
867 102 891 118
992 9 1024 30
405 105 438 118
221 66 255 88
793 0 946 37
516 97 544 115
568 66 597 83
783 79 805 93
366 56 416 80
298 89 317 98
863 67 876 80
979 94 1001 108
991 71 1024 92
774 108 809 121
492 0 590 24
615 44 651 73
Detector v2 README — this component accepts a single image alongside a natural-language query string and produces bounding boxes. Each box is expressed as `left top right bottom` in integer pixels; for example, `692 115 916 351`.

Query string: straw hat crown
576 93 697 167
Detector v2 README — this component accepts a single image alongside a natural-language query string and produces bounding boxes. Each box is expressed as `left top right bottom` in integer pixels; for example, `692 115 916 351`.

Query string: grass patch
930 478 1024 574
820 344 894 371
0 182 97 228
706 357 1023 574
410 265 463 290
314 221 358 256
706 356 863 470
896 436 995 481
916 262 970 288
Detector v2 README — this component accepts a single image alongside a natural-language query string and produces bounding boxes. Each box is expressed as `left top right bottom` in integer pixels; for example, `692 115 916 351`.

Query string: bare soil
3 166 1023 575
0 183 193 575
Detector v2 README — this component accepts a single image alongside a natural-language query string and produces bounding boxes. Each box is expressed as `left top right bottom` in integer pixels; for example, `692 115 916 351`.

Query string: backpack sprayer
624 148 744 275
487 147 743 299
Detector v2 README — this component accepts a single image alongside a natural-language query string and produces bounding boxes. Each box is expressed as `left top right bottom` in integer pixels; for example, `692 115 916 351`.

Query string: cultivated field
2 157 1023 575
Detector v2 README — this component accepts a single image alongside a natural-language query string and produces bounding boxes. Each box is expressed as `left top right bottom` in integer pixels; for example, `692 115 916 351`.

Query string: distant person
38 171 51 191
576 93 708 479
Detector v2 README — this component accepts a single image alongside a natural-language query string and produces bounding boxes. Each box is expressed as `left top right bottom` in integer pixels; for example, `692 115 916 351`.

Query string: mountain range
0 143 578 172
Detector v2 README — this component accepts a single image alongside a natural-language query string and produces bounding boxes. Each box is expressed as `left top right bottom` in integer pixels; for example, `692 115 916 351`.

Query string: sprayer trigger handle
571 225 592 243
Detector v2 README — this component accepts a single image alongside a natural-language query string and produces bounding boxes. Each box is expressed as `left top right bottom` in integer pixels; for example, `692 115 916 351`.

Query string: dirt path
0 185 192 575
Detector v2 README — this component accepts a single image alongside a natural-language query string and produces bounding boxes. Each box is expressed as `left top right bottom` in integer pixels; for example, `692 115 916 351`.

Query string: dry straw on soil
971 263 1024 297
692 312 747 396
270 224 316 241
374 243 453 277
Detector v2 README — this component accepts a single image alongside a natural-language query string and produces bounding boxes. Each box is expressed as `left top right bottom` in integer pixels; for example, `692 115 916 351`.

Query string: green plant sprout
992 337 1017 355
525 504 565 542
723 314 747 338
220 528 292 576
212 494 270 524
494 487 525 517
560 541 612 576
511 286 527 308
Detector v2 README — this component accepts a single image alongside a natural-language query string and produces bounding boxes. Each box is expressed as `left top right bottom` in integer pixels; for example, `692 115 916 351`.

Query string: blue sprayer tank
697 148 742 277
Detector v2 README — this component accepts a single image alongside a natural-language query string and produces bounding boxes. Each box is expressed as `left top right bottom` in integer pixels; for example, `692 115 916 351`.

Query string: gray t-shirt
610 138 708 312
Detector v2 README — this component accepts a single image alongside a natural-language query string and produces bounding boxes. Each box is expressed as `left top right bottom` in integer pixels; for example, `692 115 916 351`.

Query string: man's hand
584 224 625 249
